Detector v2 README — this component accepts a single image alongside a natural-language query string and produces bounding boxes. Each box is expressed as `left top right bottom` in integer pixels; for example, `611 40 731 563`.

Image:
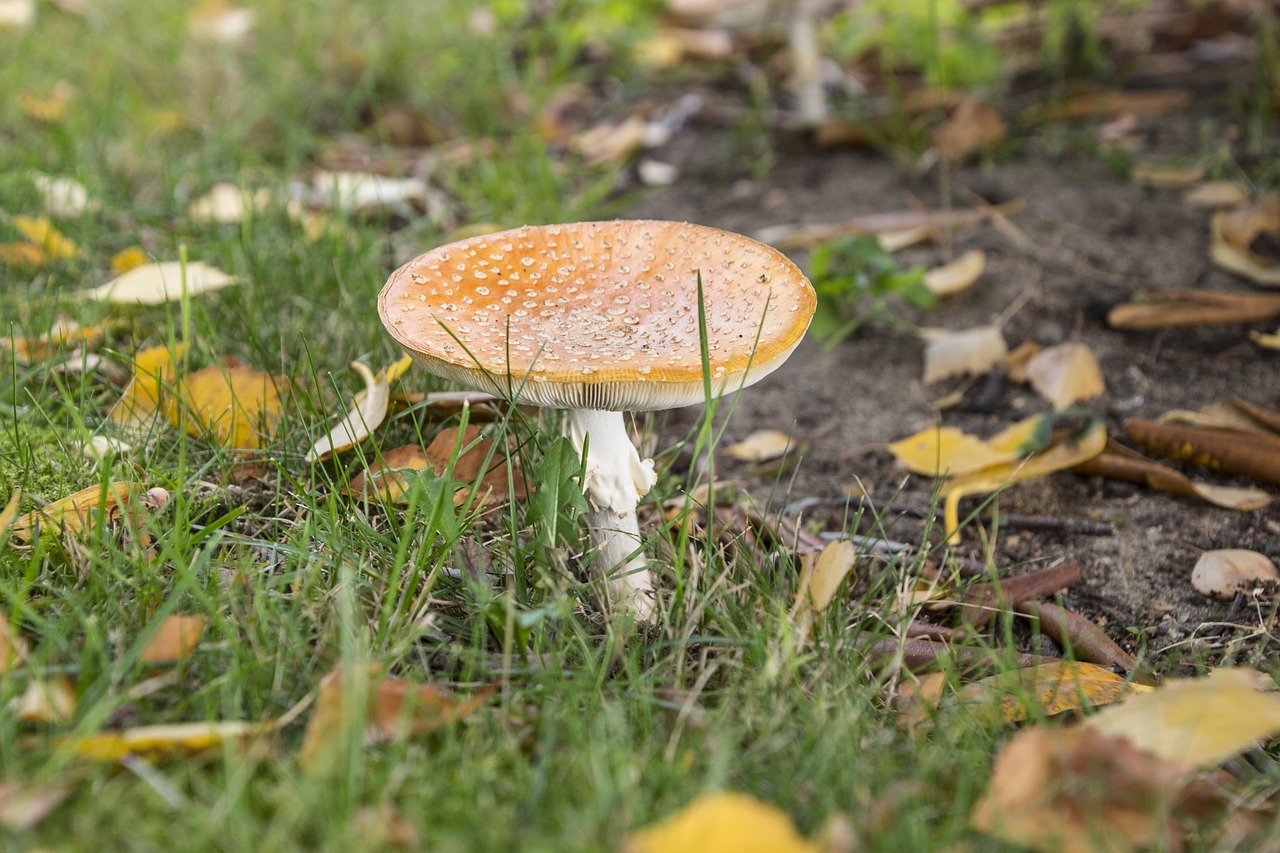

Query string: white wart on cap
378 220 815 409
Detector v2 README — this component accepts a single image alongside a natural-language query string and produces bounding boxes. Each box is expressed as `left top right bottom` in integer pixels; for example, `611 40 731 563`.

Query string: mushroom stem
564 408 658 620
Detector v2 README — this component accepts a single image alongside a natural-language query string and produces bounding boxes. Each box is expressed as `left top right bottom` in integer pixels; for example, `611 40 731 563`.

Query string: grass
2 1 1279 851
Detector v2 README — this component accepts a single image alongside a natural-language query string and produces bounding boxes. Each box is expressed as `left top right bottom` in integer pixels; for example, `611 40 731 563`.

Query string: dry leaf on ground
942 419 1106 541
624 791 819 853
725 429 793 463
923 250 985 297
75 261 238 304
166 362 283 451
189 183 273 223
310 171 427 214
889 414 1051 478
1084 667 1280 768
305 356 412 462
139 614 208 664
108 343 187 432
298 665 496 773
0 609 29 674
970 726 1194 853
793 539 857 615
1191 550 1279 600
110 247 149 275
1183 181 1249 208
0 0 36 30
1130 163 1205 188
1072 441 1271 512
1024 343 1105 410
1107 289 1280 329
30 173 97 216
920 324 1008 384
931 97 1006 161
424 425 525 506
11 676 76 723
1210 195 1280 286
7 482 163 545
67 720 275 762
187 0 254 42
0 781 74 832
344 445 431 502
1125 418 1280 486
13 214 79 260
1 318 113 365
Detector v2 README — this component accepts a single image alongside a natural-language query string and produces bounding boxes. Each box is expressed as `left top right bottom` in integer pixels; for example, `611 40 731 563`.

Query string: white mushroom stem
565 408 658 621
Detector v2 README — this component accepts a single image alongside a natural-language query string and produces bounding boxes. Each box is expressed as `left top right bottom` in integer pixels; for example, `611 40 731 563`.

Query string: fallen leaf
971 726 1192 853
424 425 524 506
754 201 1025 250
167 362 283 450
923 250 985 297
0 608 29 673
1191 550 1280 600
931 97 1006 161
572 114 648 166
0 241 45 268
794 539 857 614
1085 667 1280 768
1253 327 1280 349
889 426 1022 478
30 173 98 216
344 445 431 502
1211 195 1280 286
964 662 1151 724
11 676 76 723
311 171 427 213
298 665 496 773
8 482 147 544
81 435 133 462
189 183 272 223
1025 343 1105 410
920 324 1008 384
1107 289 1280 329
1130 163 1205 188
1183 181 1250 208
305 356 412 462
624 791 820 853
1125 418 1280 486
17 82 73 122
108 343 187 432
68 720 274 762
725 429 793 463
75 261 238 304
139 614 208 664
1073 442 1271 512
1023 88 1192 122
0 781 74 832
942 419 1106 541
1 318 112 365
110 246 149 275
13 215 79 259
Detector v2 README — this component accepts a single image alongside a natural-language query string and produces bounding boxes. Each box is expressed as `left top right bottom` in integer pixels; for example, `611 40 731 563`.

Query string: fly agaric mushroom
378 220 815 620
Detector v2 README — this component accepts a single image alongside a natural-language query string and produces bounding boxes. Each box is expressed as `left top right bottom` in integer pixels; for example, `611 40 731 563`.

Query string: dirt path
627 115 1279 667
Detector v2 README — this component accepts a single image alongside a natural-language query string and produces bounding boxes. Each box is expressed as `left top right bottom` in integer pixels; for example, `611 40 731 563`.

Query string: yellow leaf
1085 667 1280 768
985 414 1053 456
305 357 411 462
625 792 819 853
1130 162 1205 188
962 661 1151 724
17 81 73 122
0 608 28 674
1025 343 1105 410
167 362 283 450
108 343 187 432
725 429 793 463
76 261 238 304
67 720 274 762
13 215 79 259
794 540 857 614
8 481 144 544
2 317 113 365
139 614 208 664
942 419 1106 542
299 665 496 774
1252 327 1280 350
110 246 149 275
1211 196 1280 287
888 426 1021 478
924 250 986 297
11 676 76 723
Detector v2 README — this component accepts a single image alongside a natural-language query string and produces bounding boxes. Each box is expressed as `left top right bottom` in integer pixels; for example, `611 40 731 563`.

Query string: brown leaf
344 445 431 503
1191 549 1280 600
139 614 208 664
1073 442 1271 511
1125 419 1280 486
753 200 1025 250
931 97 1006 161
1 318 113 365
1107 289 1280 329
0 610 28 673
1023 88 1192 122
1130 163 1205 188
1024 342 1105 410
299 665 496 774
971 726 1190 853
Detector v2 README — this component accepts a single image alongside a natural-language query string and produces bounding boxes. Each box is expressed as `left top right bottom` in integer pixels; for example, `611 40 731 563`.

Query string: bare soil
627 98 1280 669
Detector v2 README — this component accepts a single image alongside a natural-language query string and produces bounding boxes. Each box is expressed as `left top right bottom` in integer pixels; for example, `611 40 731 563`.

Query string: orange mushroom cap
378 220 815 411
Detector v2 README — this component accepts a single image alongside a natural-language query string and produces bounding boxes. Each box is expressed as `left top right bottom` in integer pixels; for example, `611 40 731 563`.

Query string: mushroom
378 220 815 620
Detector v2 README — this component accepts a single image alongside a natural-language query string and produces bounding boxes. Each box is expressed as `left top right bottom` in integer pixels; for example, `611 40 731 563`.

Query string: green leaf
527 436 587 545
